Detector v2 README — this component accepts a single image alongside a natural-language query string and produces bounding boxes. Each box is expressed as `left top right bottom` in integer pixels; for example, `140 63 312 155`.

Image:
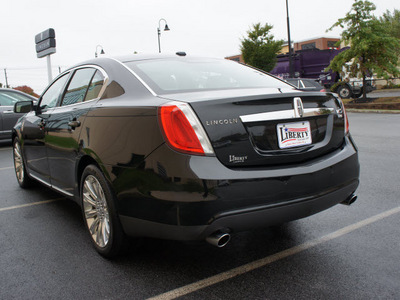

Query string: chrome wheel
82 175 110 248
13 141 24 184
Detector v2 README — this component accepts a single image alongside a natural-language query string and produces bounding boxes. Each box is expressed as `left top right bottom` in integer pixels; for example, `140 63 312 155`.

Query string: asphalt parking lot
1 112 399 299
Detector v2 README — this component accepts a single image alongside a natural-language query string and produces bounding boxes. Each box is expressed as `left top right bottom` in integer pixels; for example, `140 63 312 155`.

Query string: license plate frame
277 121 312 149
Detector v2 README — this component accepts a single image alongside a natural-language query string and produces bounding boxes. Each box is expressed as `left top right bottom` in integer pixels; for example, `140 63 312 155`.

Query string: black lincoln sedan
12 54 359 257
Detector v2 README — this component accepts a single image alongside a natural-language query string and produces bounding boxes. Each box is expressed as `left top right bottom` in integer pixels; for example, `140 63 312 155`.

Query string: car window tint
0 91 33 106
125 58 290 94
287 79 299 88
62 68 96 106
84 70 105 101
302 80 317 88
40 73 69 109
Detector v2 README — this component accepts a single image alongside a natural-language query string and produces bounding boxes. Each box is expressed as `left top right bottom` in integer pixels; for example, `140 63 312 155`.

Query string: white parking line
0 147 12 151
148 206 400 300
0 198 64 212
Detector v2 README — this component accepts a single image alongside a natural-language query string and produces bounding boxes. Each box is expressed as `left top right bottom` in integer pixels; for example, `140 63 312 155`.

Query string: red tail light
158 102 214 156
343 104 350 134
335 95 350 134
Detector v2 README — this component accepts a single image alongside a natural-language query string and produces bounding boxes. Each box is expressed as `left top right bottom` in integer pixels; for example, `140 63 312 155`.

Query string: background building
293 37 340 51
226 37 340 62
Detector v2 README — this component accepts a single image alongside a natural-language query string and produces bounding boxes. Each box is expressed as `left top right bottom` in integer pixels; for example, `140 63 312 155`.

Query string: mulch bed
344 97 400 110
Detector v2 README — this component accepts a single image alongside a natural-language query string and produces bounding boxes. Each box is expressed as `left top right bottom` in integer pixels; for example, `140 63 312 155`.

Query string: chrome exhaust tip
206 231 231 248
341 194 358 206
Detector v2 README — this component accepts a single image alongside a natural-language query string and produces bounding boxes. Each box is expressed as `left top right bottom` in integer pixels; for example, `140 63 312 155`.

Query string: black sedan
0 88 37 140
12 54 360 257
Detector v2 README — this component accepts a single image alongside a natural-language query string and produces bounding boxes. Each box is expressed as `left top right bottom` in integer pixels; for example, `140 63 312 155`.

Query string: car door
45 67 106 195
22 73 70 184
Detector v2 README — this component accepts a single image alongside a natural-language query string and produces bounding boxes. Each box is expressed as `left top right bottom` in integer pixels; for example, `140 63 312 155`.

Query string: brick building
226 37 340 62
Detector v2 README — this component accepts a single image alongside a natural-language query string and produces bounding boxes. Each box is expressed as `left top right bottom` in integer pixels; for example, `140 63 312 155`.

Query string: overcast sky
1 0 398 94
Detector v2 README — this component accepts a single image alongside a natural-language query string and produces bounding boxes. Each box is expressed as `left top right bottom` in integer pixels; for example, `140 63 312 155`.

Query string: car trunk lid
160 88 345 168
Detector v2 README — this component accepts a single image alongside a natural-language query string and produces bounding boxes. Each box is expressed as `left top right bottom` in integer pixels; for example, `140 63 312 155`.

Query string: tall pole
157 18 170 53
4 68 9 88
157 27 161 53
46 55 53 84
286 0 294 78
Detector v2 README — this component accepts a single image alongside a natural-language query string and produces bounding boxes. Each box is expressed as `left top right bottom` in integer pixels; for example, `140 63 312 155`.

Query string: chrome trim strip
29 173 74 197
29 173 51 187
52 185 74 197
109 57 158 96
240 107 335 123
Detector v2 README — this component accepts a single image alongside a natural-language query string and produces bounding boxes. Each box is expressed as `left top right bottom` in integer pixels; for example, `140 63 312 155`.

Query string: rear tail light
334 95 350 134
343 104 350 134
158 101 214 156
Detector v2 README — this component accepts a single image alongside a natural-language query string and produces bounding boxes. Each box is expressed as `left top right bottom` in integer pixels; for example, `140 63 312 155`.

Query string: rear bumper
114 136 359 241
119 179 358 241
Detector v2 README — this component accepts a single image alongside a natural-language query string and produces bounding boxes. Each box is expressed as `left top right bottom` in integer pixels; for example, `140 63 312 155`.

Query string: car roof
0 88 37 99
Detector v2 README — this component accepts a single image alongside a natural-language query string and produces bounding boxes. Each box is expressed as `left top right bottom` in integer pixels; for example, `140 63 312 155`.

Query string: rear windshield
124 58 290 94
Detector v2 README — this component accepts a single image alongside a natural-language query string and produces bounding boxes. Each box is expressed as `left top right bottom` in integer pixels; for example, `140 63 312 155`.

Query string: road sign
35 28 56 58
35 28 56 83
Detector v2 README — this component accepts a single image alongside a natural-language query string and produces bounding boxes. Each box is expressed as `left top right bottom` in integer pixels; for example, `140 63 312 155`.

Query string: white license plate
277 121 312 149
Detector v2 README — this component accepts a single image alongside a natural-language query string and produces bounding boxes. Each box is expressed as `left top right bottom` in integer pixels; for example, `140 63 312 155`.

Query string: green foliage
326 1 400 82
240 23 284 72
380 9 400 39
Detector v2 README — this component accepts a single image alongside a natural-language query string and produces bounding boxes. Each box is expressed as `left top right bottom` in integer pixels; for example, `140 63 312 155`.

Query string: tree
14 86 40 98
380 9 400 39
326 0 400 99
240 23 284 72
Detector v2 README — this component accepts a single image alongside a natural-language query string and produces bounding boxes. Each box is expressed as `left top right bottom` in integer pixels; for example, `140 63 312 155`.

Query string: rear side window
61 68 96 106
84 70 105 101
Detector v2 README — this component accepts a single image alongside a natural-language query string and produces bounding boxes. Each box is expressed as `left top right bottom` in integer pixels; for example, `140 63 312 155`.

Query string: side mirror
14 101 34 113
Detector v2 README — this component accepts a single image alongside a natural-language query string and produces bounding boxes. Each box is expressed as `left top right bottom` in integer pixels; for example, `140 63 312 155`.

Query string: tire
13 138 33 188
81 165 126 258
337 85 352 99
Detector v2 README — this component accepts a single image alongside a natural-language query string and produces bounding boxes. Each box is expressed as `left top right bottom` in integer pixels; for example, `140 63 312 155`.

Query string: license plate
277 121 312 149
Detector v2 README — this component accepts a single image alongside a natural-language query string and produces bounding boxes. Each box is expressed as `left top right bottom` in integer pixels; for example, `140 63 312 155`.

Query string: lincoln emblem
293 97 304 118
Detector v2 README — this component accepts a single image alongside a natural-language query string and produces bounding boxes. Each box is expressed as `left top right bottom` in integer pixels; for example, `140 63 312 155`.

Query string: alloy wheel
13 142 24 184
82 175 111 248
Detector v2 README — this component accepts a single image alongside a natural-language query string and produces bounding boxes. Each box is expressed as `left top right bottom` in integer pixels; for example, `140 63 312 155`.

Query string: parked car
0 89 37 140
285 78 326 92
12 54 360 257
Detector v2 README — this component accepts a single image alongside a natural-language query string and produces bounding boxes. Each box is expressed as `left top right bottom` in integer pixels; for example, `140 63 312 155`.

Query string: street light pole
157 18 170 53
286 0 294 78
4 68 9 88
